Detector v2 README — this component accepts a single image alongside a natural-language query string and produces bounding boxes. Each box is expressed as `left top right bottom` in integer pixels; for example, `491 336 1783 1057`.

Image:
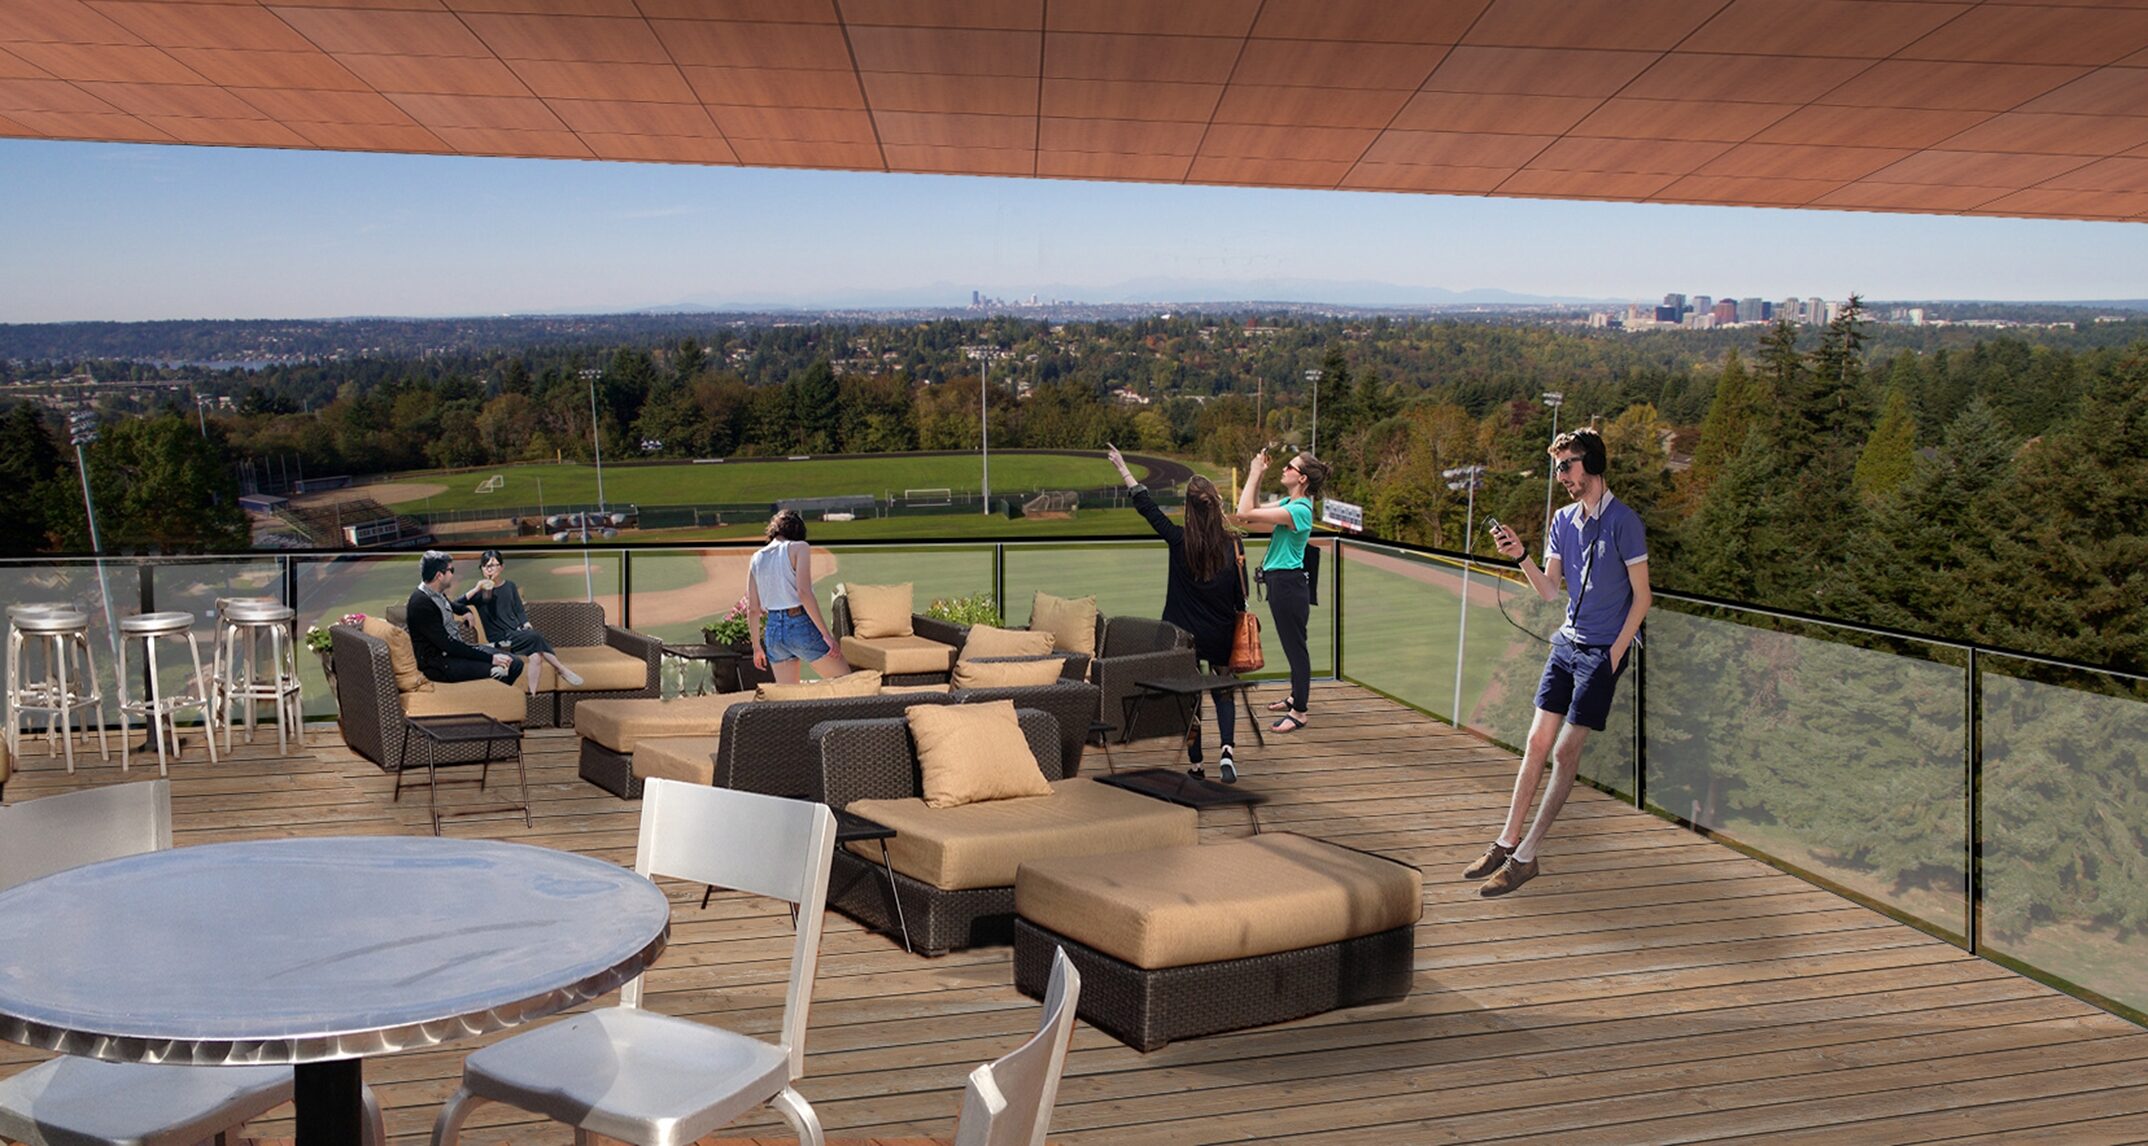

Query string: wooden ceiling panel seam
828 0 891 173
1029 0 1041 180
84 1 319 53
6 40 216 85
1328 0 1497 193
841 0 1046 33
0 75 126 114
0 0 147 48
1180 3 1261 186
619 4 736 172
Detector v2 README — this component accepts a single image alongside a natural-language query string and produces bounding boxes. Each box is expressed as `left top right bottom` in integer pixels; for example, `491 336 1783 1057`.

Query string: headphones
1556 430 1607 476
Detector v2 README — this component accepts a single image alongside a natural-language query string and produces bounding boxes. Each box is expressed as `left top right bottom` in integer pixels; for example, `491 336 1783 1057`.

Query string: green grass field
378 454 1183 513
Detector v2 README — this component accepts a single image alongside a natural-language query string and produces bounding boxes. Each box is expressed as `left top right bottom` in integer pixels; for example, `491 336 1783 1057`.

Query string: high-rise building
1806 297 1824 324
1780 297 1801 323
1741 297 1766 323
1712 300 1739 324
1655 305 1683 323
1693 295 1713 314
1663 293 1686 312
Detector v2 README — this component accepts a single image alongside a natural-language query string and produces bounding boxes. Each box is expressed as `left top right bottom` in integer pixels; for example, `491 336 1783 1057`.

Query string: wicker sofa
828 593 967 686
813 710 1197 956
385 600 660 727
576 678 1103 801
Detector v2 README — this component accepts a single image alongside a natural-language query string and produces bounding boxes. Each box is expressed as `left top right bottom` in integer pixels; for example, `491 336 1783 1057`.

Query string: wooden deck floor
7 682 2148 1145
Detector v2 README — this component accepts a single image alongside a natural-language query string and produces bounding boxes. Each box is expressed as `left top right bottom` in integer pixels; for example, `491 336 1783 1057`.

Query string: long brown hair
1180 475 1237 583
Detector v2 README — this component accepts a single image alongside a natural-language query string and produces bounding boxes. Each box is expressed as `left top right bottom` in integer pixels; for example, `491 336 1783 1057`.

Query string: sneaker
559 665 585 686
1219 745 1237 785
1478 857 1541 898
1185 717 1203 765
1461 842 1512 880
1187 764 1205 779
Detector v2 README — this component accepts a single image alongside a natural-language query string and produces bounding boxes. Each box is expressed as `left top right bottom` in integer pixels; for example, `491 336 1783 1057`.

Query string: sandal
1265 698 1295 713
1271 713 1309 734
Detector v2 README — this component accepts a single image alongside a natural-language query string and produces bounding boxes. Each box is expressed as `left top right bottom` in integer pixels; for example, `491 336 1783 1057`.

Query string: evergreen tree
1853 384 1918 501
1678 349 1755 513
0 405 66 555
1842 396 2016 637
785 359 842 452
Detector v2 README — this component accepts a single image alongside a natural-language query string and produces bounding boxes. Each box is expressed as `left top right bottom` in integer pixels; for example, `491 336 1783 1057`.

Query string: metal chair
954 947 1081 1146
213 597 303 754
0 781 387 1146
116 610 220 775
430 780 838 1146
6 608 109 773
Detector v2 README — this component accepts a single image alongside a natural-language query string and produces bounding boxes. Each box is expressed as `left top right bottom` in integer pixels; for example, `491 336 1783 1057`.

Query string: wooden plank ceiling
4 0 2148 222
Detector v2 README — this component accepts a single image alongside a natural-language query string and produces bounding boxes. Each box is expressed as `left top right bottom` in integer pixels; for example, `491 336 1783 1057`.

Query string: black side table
1095 766 1269 833
661 643 750 695
397 714 530 836
1122 675 1267 761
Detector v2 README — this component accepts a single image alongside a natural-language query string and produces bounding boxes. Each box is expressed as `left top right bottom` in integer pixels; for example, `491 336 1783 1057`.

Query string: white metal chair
954 947 1081 1146
0 781 386 1146
430 779 838 1146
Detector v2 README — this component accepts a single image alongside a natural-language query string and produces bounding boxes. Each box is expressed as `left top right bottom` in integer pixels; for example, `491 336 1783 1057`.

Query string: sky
6 137 2148 323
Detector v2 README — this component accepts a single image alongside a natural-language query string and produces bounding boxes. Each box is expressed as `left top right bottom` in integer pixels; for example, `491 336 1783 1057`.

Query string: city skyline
7 138 2148 324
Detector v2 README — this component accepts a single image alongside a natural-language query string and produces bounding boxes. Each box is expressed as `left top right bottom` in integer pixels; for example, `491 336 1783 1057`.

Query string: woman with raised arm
1235 447 1327 734
1108 445 1249 781
746 509 851 684
461 550 583 698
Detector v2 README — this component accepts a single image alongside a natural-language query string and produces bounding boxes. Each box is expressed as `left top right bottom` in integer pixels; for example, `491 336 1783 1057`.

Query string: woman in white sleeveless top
747 509 850 683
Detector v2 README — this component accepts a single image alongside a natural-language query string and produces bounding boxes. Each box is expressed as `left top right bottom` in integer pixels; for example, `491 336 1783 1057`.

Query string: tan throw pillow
952 657 1066 689
755 668 884 702
961 624 1055 660
1029 591 1099 657
361 615 432 693
906 700 1052 809
845 583 914 639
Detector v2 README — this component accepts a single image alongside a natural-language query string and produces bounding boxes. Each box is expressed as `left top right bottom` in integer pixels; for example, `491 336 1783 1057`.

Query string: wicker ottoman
575 693 749 798
1013 832 1421 1051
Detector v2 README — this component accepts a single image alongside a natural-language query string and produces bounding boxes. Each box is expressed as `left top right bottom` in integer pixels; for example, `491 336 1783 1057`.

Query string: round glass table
0 836 671 1146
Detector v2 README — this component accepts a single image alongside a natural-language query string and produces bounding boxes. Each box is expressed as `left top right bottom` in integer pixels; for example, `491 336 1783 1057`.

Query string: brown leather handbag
1228 541 1264 672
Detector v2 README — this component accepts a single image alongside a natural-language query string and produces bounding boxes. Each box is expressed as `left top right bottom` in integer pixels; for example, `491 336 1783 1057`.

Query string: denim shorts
1534 633 1629 731
762 609 829 665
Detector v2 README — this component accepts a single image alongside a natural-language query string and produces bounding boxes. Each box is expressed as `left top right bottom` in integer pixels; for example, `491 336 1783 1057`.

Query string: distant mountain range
625 278 1617 312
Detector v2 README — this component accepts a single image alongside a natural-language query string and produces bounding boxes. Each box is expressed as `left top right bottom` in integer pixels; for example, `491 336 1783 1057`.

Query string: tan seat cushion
756 668 883 702
907 700 1051 808
840 634 956 675
541 644 648 692
1030 591 1099 657
844 583 914 638
951 657 1065 689
1017 832 1424 970
885 682 954 694
575 693 752 753
632 735 722 786
361 616 430 693
401 679 523 724
847 778 1196 891
961 624 1055 660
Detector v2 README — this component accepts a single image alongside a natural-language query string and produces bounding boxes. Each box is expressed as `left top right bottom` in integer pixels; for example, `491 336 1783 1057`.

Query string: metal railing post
1331 538 1344 681
1632 642 1646 810
1966 647 1980 955
620 547 632 631
993 543 1006 619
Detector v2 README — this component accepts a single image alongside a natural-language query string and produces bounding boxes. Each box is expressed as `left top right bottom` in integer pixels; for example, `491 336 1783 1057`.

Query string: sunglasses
1553 457 1585 475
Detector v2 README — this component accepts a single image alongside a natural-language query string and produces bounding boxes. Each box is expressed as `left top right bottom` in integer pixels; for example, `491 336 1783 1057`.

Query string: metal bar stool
117 610 220 775
5 602 68 760
9 609 109 773
214 597 304 755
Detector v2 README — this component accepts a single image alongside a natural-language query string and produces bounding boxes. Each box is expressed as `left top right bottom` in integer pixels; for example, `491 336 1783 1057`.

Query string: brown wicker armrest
911 614 969 649
605 623 662 688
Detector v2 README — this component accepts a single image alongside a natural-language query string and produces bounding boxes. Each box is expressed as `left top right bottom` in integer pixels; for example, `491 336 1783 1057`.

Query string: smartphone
1485 517 1503 535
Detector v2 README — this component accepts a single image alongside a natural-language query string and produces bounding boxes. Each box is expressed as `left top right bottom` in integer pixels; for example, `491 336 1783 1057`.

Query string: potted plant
702 596 753 654
306 613 367 707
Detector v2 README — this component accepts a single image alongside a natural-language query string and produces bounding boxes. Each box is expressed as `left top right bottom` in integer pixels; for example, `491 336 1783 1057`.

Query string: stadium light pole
1304 368 1322 458
1541 390 1565 539
1444 464 1487 726
68 410 119 664
979 351 991 516
583 373 604 602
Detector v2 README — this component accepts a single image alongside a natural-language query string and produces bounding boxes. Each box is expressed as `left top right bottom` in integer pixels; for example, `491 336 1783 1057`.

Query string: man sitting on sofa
407 550 523 686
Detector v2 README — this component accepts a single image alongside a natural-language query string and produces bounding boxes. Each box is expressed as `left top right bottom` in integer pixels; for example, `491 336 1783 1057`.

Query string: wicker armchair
813 709 1065 955
828 596 966 686
385 600 659 728
1091 616 1200 741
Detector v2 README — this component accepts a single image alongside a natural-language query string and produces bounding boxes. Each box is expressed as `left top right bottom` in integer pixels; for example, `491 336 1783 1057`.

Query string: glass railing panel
1336 542 1460 721
1641 605 1968 940
1981 660 2148 1017
292 549 623 717
0 559 142 736
809 544 995 629
131 558 284 728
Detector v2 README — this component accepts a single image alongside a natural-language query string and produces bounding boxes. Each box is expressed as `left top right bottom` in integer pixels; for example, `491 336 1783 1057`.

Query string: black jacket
1132 487 1246 665
404 587 493 677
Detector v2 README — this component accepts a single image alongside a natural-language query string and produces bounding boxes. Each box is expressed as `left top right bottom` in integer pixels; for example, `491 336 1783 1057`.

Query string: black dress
1131 487 1245 666
464 581 557 657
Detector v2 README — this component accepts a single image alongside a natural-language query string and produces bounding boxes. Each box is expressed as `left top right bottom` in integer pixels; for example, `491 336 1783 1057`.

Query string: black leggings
1266 568 1311 713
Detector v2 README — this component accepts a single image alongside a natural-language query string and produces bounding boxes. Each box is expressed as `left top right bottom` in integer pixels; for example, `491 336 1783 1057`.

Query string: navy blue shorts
1534 635 1628 731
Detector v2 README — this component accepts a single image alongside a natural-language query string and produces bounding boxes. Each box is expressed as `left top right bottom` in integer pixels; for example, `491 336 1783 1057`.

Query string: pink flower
340 612 368 626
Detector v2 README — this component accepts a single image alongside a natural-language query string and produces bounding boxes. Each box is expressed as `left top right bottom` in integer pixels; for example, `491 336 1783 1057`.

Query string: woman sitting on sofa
461 549 583 697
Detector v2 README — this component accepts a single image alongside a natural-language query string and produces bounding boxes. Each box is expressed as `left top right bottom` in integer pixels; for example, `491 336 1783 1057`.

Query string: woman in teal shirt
1235 448 1328 732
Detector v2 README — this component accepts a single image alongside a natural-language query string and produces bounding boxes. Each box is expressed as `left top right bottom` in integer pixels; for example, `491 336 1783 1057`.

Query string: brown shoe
1478 857 1541 898
1461 843 1512 881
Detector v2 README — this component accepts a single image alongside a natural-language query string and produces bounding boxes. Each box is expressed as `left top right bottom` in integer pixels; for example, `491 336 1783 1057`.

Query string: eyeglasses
1283 463 1302 475
1552 457 1584 475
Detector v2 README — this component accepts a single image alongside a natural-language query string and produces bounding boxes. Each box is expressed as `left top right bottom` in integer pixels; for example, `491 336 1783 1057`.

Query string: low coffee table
1122 675 1266 762
1095 766 1268 833
397 713 529 835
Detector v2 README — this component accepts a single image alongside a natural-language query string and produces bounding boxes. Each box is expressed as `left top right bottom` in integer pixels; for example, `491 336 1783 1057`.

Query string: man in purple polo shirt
1473 427 1652 896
